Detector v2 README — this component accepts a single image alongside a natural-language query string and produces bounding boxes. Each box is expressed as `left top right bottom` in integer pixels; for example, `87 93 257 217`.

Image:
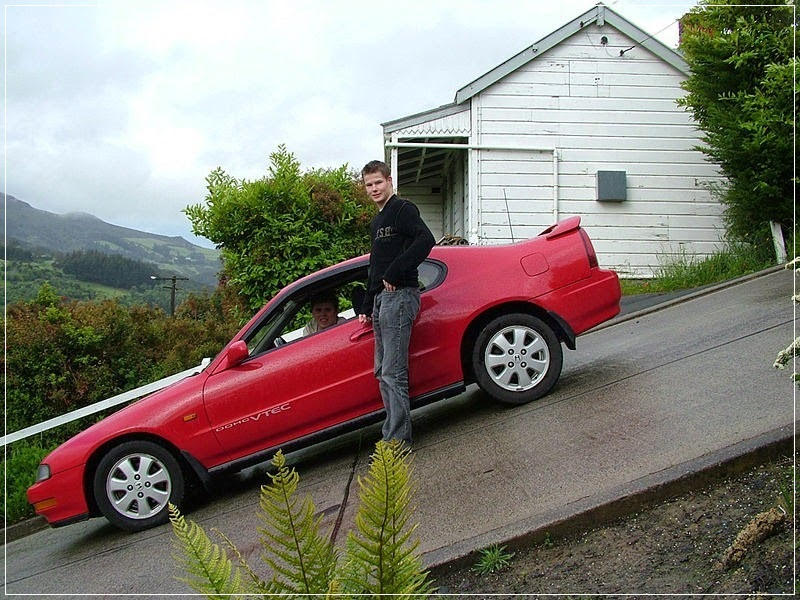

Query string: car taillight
579 229 599 268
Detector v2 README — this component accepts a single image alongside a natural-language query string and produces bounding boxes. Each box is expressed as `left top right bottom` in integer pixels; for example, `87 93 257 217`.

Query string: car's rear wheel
93 440 184 532
472 313 562 405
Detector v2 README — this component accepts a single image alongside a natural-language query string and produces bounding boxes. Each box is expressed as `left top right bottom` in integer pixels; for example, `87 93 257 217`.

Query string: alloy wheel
483 325 550 391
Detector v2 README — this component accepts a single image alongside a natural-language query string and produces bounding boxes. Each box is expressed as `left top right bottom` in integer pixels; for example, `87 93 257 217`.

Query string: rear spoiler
539 216 581 239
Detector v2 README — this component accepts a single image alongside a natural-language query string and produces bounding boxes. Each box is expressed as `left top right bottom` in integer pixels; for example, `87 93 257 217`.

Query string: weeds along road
3 268 794 597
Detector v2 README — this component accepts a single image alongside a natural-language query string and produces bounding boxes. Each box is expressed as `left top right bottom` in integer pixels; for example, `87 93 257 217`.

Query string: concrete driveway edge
592 264 788 334
425 422 795 574
4 515 48 545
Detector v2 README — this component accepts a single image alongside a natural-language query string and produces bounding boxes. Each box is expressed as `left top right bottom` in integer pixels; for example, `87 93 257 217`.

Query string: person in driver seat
302 293 345 336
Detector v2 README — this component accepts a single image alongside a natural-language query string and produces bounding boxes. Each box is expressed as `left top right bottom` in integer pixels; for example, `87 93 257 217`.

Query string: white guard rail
2 358 211 447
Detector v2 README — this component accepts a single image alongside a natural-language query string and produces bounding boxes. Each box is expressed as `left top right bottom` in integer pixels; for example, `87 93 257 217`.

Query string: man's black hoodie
361 195 435 316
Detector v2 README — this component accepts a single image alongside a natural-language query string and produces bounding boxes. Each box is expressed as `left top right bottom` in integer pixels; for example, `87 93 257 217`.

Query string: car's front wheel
92 440 184 532
472 313 563 405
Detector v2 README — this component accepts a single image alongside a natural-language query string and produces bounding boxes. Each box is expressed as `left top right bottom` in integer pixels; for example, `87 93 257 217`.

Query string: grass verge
621 242 777 296
2 441 55 524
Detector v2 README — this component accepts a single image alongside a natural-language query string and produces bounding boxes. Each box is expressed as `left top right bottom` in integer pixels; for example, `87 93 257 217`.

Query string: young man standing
358 160 435 446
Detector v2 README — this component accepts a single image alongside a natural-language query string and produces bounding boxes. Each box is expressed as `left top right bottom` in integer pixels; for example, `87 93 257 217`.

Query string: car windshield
245 299 297 356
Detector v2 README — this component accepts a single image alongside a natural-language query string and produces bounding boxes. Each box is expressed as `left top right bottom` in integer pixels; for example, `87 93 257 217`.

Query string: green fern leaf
338 441 434 599
257 450 338 598
169 503 246 598
213 527 275 596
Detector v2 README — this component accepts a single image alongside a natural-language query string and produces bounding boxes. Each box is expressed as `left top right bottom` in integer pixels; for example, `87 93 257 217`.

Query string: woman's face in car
312 301 337 329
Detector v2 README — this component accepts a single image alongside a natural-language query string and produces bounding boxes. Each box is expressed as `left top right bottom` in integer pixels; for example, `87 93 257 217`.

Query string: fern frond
338 441 434 599
257 450 338 598
169 503 246 598
213 527 274 596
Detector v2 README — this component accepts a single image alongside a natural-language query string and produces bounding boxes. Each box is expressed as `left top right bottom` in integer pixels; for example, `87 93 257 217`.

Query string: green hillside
2 193 221 287
4 252 207 311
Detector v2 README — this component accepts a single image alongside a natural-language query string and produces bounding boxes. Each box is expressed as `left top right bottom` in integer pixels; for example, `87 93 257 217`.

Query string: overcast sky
3 0 697 248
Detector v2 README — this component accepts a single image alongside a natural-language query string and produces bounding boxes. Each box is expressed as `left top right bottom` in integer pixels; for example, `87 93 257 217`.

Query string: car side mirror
222 340 249 368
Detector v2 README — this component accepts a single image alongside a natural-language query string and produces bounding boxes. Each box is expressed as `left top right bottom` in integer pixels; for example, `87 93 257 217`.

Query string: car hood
40 370 208 475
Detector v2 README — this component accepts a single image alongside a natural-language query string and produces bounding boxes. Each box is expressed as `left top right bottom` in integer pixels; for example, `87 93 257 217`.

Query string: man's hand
382 279 396 292
358 314 371 325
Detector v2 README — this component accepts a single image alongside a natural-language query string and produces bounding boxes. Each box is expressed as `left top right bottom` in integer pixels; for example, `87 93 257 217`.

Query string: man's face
363 171 393 209
312 302 337 329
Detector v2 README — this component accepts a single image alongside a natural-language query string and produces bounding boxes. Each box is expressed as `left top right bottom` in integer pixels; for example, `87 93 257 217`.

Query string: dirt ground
432 455 795 597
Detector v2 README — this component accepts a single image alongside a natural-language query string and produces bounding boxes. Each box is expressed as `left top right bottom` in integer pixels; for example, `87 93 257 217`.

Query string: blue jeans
373 287 420 445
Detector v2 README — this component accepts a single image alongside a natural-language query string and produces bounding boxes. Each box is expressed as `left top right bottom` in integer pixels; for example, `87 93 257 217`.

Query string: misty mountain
2 194 221 287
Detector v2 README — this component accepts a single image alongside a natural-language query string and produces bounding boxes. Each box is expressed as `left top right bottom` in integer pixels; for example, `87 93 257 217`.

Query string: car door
202 315 378 463
337 260 451 401
406 259 453 394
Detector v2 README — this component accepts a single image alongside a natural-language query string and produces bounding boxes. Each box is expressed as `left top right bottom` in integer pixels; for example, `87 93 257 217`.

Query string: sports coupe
28 216 621 531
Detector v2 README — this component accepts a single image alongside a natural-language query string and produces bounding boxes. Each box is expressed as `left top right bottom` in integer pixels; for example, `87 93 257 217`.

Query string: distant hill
2 194 221 287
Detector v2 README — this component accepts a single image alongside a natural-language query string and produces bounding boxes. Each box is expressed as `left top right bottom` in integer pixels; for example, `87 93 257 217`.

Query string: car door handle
350 327 373 342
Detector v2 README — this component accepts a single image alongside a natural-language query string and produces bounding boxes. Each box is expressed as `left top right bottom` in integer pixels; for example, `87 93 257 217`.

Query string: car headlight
35 464 51 482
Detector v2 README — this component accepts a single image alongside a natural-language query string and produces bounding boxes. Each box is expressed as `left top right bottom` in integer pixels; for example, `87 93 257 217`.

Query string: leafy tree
184 145 375 312
678 0 796 247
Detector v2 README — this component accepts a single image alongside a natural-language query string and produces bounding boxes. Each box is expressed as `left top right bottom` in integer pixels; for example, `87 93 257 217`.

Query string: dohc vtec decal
215 404 291 432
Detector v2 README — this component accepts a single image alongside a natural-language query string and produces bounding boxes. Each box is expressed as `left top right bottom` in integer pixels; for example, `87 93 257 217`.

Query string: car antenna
503 188 516 243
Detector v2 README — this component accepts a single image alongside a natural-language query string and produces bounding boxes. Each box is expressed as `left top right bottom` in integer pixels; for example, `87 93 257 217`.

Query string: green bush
185 145 375 312
2 441 55 524
4 284 243 445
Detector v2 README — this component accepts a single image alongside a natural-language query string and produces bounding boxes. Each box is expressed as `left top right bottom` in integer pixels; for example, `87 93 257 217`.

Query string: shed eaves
382 101 470 135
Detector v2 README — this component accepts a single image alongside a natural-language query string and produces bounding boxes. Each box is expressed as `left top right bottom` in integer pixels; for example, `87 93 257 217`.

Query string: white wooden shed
382 3 725 278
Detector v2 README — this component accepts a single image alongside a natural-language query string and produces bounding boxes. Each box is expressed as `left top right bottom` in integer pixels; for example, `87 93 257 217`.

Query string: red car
28 216 620 531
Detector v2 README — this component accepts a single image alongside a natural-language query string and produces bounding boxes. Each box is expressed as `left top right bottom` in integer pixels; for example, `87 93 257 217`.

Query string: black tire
472 313 562 405
92 440 184 532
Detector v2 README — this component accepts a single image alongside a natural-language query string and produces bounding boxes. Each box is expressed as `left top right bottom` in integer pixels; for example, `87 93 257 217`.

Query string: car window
419 260 446 291
243 266 369 357
245 299 298 356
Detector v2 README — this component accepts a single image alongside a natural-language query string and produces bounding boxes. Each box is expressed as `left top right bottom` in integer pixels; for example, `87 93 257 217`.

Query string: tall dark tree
56 250 160 289
678 0 796 246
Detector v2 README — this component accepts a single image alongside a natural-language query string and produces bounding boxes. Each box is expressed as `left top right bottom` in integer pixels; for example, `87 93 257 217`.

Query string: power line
620 17 681 56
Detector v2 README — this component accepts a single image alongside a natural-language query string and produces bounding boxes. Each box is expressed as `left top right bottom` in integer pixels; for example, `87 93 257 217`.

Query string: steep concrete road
3 268 794 597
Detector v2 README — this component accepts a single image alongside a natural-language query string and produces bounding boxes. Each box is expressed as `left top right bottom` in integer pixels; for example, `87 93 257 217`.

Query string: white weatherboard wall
447 153 466 238
399 178 445 241
474 23 725 277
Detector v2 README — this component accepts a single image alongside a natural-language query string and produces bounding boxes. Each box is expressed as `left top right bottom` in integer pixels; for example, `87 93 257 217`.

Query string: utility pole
150 274 189 316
